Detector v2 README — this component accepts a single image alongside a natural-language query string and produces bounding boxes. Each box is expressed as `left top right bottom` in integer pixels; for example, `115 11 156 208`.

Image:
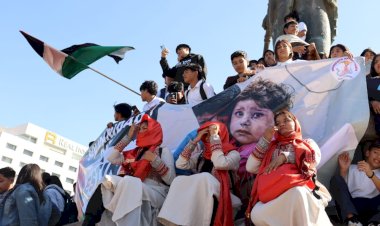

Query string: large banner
76 57 369 216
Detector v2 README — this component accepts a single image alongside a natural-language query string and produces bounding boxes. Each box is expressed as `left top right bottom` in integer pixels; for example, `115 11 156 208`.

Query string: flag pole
87 65 141 96
68 55 141 96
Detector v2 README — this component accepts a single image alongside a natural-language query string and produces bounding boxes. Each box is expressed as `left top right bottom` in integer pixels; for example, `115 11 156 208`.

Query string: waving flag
20 31 134 79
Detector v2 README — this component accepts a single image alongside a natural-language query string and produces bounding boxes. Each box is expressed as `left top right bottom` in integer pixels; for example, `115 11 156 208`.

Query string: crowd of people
1 10 380 226
0 165 78 225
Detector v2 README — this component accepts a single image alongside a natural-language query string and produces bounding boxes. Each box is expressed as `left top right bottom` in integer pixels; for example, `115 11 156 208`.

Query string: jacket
160 53 207 87
0 183 52 226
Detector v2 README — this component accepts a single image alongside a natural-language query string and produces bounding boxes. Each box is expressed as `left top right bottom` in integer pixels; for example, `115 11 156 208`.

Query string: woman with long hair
274 40 294 66
0 164 52 226
328 44 353 59
366 54 380 136
361 48 376 64
369 54 380 78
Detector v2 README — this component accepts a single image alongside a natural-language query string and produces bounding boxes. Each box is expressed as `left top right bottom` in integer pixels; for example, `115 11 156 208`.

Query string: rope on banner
285 65 345 93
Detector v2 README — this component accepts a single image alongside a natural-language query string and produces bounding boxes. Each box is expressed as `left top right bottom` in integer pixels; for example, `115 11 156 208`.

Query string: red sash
246 112 317 218
257 163 315 203
199 122 236 226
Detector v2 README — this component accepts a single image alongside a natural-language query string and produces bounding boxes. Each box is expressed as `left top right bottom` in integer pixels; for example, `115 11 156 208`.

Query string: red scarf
122 114 163 181
246 113 317 218
198 121 236 226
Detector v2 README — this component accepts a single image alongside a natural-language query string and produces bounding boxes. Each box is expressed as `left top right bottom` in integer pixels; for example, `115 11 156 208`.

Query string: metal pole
68 55 141 96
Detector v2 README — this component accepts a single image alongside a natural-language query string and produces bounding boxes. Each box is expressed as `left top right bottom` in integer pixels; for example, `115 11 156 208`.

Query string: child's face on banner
230 99 274 145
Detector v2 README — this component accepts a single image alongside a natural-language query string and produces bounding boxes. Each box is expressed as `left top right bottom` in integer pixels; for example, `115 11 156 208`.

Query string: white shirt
143 96 165 112
346 165 380 199
185 80 215 105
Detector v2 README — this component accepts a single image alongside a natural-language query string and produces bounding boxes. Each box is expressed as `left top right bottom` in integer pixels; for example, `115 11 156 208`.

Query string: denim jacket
0 183 52 226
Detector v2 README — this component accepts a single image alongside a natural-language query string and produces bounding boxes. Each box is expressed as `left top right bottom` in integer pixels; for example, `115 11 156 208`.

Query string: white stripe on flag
43 44 68 76
109 47 134 59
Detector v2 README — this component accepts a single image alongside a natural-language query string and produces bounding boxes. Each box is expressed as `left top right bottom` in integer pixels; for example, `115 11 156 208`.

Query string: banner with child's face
76 57 369 216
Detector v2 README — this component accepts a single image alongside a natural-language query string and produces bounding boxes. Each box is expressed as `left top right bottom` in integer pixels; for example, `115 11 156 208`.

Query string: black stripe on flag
61 43 123 64
20 31 44 57
61 43 98 55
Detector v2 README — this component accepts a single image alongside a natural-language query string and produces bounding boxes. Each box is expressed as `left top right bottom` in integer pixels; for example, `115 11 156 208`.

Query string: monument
263 0 338 56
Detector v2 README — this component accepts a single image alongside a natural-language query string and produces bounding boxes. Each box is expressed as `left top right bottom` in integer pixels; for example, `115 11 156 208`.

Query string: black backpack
58 193 78 225
47 186 78 225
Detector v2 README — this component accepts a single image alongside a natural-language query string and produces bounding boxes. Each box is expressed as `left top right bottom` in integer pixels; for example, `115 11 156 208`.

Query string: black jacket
223 73 255 90
160 53 207 85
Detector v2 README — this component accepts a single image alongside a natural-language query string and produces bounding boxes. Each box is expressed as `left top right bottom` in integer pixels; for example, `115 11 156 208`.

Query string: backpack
185 80 214 103
58 193 78 225
47 186 78 225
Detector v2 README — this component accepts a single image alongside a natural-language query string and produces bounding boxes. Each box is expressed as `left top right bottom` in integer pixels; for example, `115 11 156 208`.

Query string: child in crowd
223 50 256 90
284 10 308 41
183 78 294 211
330 141 380 226
222 78 294 210
249 59 258 70
226 78 293 174
263 49 276 67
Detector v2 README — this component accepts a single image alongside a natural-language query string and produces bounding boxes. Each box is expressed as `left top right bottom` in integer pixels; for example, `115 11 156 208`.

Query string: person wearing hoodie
160 43 207 89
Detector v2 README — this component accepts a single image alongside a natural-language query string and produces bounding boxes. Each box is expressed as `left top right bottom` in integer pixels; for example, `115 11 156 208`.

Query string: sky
1 0 379 146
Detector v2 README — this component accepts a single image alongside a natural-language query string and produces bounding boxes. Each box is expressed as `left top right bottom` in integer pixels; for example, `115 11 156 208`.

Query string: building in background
0 123 86 194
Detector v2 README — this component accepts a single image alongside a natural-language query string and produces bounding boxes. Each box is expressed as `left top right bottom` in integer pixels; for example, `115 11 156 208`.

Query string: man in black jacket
160 44 207 89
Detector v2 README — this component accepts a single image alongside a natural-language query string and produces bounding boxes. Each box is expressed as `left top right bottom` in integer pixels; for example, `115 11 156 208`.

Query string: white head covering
298 22 307 41
298 22 307 31
274 34 309 47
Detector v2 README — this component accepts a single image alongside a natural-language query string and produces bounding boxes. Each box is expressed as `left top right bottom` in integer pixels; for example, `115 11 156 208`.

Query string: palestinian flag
20 31 134 79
